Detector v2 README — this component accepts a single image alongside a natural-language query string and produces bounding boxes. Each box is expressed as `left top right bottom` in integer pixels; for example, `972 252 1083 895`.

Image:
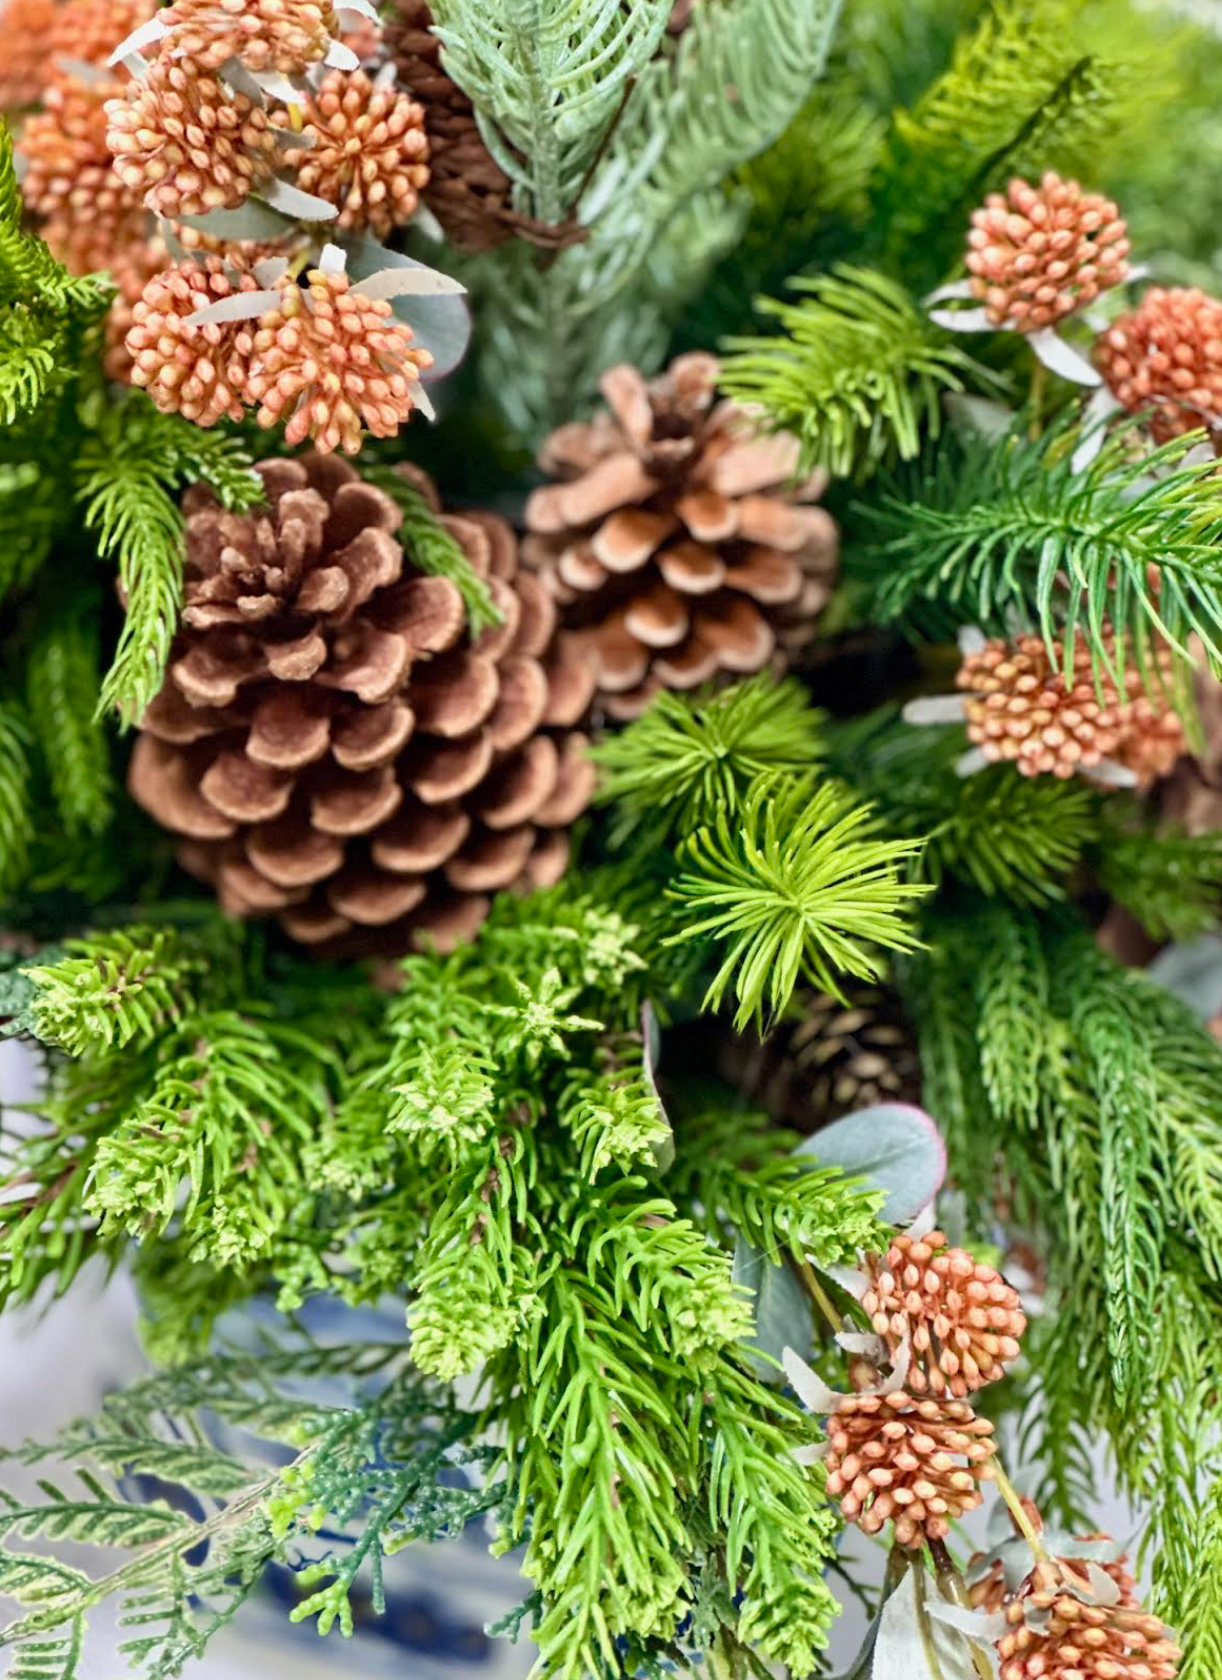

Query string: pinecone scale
129 455 596 954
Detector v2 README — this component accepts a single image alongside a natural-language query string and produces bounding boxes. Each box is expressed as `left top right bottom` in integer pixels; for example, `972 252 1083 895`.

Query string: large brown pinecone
387 0 585 253
523 354 838 720
127 454 596 954
718 981 921 1132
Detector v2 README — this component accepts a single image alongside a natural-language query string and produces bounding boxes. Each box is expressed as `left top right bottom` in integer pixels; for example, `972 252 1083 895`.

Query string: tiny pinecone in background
106 59 279 218
289 69 430 238
957 633 1184 782
718 981 921 1131
824 1390 997 1546
862 1230 1027 1397
48 0 156 64
387 0 514 252
0 0 56 109
245 268 433 453
125 257 260 426
523 354 838 719
127 454 596 955
18 71 147 276
966 172 1129 331
152 0 339 72
1095 286 1222 445
997 1553 1180 1679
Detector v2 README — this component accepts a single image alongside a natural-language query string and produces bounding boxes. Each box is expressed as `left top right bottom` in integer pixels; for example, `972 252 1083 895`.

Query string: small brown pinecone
824 1389 997 1546
386 0 585 253
862 1229 1027 1398
127 454 597 956
523 354 838 719
718 981 921 1131
997 1552 1180 1680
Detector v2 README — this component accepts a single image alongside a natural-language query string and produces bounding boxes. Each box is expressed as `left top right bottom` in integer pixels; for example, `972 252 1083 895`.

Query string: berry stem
927 1538 995 1680
796 1253 844 1334
992 1461 1049 1562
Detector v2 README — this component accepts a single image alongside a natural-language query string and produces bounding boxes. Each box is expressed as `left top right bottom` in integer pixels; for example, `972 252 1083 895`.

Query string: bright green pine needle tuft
667 775 929 1028
719 267 986 477
591 674 824 842
857 420 1222 687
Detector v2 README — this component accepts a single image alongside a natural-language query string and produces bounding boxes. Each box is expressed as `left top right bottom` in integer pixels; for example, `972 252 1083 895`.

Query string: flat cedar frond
719 267 985 477
25 596 112 840
859 420 1222 684
591 674 825 842
667 775 929 1029
0 704 33 899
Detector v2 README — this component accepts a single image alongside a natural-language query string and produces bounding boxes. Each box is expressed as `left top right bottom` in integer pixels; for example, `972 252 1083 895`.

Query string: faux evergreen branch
77 398 263 728
826 708 1102 904
25 597 113 840
904 898 1222 1618
428 0 671 225
719 268 984 476
361 463 503 633
859 422 1222 681
668 775 929 1028
603 0 842 288
21 926 213 1056
591 675 825 843
1094 818 1222 941
872 0 1133 286
0 704 33 899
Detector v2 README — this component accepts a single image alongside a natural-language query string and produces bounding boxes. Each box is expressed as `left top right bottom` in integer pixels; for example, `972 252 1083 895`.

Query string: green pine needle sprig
667 774 929 1028
591 675 825 843
719 267 987 477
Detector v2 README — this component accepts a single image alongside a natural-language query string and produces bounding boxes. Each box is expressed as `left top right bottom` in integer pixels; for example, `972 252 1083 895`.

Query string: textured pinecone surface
718 981 921 1130
524 354 838 719
128 454 597 954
